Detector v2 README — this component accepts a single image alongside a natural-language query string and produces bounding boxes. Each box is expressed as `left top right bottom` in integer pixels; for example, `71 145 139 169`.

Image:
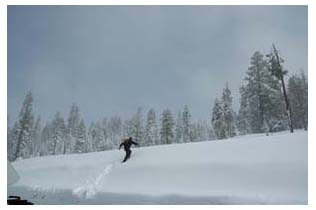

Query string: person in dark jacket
119 137 138 162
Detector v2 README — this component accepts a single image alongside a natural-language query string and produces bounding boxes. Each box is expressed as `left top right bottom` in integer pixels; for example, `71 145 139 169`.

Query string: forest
7 46 308 161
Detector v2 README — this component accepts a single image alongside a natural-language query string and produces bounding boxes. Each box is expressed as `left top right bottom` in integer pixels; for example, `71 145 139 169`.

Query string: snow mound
8 130 308 204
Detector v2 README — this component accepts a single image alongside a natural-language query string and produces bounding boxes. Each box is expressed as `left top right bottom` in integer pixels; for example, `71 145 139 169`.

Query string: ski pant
123 149 131 162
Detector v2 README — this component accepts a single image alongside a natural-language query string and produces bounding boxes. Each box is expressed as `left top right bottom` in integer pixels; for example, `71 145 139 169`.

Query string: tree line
7 45 308 161
7 100 216 161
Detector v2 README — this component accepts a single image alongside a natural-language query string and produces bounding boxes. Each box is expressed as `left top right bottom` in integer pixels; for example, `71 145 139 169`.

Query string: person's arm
119 142 124 149
131 140 138 146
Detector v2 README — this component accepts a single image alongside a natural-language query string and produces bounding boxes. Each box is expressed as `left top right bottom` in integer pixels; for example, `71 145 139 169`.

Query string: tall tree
74 119 89 153
8 121 19 161
14 92 34 160
49 112 66 155
144 108 159 146
40 123 52 156
240 51 286 133
160 109 175 144
266 44 293 132
221 83 237 137
287 72 308 130
107 116 123 148
182 105 191 143
211 98 226 139
30 116 42 157
130 108 144 146
237 86 250 135
175 111 183 143
66 104 81 153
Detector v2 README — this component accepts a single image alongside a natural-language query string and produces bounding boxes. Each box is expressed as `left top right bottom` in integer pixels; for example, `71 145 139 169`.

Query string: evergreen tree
175 111 183 143
241 51 286 133
130 108 144 146
14 92 34 160
211 98 226 139
160 109 175 144
237 86 250 135
74 119 89 153
40 123 52 156
221 83 237 137
66 104 81 153
266 44 293 132
8 121 19 161
93 122 106 151
107 116 123 148
144 108 159 146
31 116 42 157
49 112 66 155
288 72 308 130
182 105 191 143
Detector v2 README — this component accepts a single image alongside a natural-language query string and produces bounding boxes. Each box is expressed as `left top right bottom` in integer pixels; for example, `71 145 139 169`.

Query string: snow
8 130 308 204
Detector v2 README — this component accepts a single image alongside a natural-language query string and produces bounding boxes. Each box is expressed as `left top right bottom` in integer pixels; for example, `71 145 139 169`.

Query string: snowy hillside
8 130 308 204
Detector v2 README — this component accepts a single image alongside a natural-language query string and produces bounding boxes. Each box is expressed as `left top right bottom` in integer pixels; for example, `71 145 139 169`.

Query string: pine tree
40 123 52 156
14 92 34 160
31 116 42 157
66 104 81 153
8 121 19 161
288 72 308 130
237 86 250 135
160 109 175 144
221 83 237 137
240 51 287 133
93 122 106 151
266 44 293 132
175 111 183 143
74 119 89 153
144 108 159 146
130 108 144 146
211 98 226 139
49 112 66 155
107 116 122 148
182 105 191 143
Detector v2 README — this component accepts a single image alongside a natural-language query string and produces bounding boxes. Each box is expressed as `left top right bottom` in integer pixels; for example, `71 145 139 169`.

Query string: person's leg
126 149 131 159
122 150 129 162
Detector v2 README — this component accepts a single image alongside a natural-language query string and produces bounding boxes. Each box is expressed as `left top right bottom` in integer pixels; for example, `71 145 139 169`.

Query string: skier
119 137 138 162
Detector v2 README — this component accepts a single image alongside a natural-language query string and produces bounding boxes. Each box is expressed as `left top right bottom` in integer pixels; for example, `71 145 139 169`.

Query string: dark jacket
119 138 138 151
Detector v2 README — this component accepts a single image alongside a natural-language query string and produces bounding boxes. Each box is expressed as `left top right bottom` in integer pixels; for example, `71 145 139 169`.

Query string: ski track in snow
72 161 116 199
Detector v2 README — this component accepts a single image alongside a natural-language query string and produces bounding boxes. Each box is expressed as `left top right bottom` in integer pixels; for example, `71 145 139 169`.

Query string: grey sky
8 6 307 125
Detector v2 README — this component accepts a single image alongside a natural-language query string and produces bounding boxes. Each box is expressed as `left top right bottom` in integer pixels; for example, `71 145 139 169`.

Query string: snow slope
8 130 308 204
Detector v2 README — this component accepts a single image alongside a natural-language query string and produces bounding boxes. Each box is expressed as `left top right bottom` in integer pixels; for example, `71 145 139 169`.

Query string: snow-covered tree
92 122 107 151
175 111 183 143
129 108 144 146
221 83 237 137
160 109 175 144
240 51 287 134
74 119 89 153
237 86 251 135
144 108 159 146
48 112 66 155
30 116 42 157
288 72 308 130
266 44 293 132
14 92 34 160
39 122 52 156
211 98 226 139
8 121 19 161
107 116 123 148
66 104 81 153
182 105 191 143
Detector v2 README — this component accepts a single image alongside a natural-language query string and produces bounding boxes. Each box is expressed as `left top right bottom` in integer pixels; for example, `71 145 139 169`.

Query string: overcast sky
8 6 307 125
